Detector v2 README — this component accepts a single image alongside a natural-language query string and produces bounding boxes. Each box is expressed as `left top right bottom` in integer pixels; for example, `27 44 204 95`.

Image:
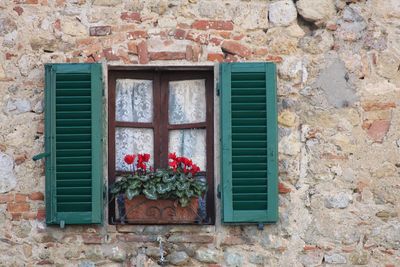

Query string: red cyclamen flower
124 154 135 165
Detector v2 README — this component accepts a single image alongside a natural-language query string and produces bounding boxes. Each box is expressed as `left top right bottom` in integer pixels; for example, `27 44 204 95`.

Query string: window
39 62 278 226
108 67 215 224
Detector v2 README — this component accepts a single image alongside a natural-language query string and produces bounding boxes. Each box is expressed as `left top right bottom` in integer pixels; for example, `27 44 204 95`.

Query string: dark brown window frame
108 66 215 225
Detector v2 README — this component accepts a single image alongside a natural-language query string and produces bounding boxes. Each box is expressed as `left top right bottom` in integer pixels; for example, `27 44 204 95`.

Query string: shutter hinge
217 184 221 199
216 81 220 96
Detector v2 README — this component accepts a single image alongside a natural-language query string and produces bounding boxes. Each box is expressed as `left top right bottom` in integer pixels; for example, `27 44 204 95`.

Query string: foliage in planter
110 153 207 207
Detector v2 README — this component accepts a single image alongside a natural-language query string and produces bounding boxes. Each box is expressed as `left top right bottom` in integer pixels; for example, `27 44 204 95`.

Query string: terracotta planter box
120 195 199 224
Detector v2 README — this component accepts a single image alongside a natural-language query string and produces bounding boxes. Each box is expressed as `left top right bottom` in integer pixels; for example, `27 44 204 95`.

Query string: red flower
190 164 200 175
168 152 177 160
124 154 135 165
143 153 150 162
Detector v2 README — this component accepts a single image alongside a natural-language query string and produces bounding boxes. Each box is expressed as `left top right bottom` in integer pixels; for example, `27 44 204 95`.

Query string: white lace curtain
115 78 206 171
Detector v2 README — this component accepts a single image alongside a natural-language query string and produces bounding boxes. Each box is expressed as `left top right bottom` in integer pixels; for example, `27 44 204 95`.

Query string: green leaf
179 197 189 207
128 179 141 189
162 174 175 183
126 188 140 200
138 175 149 182
143 186 157 200
157 183 171 194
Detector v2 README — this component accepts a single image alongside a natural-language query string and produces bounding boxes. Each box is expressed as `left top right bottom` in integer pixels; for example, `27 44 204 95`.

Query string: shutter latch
217 184 221 199
32 152 50 161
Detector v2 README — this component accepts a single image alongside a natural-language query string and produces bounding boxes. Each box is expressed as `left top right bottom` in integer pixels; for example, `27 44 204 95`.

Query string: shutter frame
44 63 103 225
220 62 278 224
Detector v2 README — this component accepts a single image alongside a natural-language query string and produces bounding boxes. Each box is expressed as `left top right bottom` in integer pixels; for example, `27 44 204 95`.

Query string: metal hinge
217 184 221 199
216 81 220 96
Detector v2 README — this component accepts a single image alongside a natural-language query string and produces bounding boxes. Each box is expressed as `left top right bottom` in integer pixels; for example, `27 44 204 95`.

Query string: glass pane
168 79 206 124
116 79 153 122
115 128 154 171
169 129 206 171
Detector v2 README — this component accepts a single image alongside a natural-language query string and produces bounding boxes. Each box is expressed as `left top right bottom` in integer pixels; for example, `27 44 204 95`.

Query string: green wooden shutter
44 63 103 225
220 62 278 223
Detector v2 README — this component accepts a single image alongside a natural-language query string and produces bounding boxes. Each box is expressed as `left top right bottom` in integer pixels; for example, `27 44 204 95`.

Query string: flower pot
120 195 199 224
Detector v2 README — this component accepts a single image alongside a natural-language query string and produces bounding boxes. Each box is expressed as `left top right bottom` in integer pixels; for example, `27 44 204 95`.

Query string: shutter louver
44 63 103 225
220 62 278 223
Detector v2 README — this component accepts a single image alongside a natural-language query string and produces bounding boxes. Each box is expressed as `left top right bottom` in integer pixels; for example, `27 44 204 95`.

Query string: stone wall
0 0 400 266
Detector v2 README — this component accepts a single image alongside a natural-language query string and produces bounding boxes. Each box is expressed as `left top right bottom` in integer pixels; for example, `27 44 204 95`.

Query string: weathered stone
278 56 308 84
195 248 220 263
89 26 111 36
109 246 126 262
315 59 358 108
324 253 347 264
15 221 32 238
269 0 297 27
376 51 400 80
300 30 334 54
18 55 36 77
166 251 189 266
228 2 269 30
30 37 57 51
296 0 336 22
279 133 301 156
93 0 122 6
349 250 369 265
278 110 297 127
0 15 17 36
224 250 244 267
0 152 17 193
9 99 31 114
324 192 352 209
249 254 265 265
78 261 96 267
167 234 214 243
61 18 87 36
299 251 324 266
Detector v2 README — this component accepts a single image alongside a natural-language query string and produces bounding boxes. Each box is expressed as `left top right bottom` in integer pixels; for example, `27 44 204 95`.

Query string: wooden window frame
108 67 215 225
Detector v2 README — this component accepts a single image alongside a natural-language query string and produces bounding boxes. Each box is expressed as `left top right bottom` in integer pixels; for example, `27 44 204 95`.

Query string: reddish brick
221 235 247 246
321 153 348 160
137 41 149 64
265 55 283 63
14 0 38 3
192 44 201 62
14 154 27 165
29 192 44 201
362 101 396 111
53 19 61 31
5 53 17 60
117 234 158 242
149 52 186 60
232 33 245 41
213 31 231 39
127 42 138 54
367 120 390 143
7 202 30 213
221 40 251 58
0 194 13 203
186 45 193 61
128 30 148 39
117 48 131 64
326 22 338 31
82 234 103 244
22 212 37 220
103 48 120 61
121 12 141 22
174 28 187 40
303 245 319 251
37 260 54 265
207 53 224 62
341 245 356 253
192 20 234 31
36 208 46 220
224 54 239 62
89 26 111 36
254 48 268 56
11 213 22 221
13 6 24 15
279 182 291 194
186 31 209 44
177 23 190 29
209 37 223 46
15 193 28 202
167 234 214 243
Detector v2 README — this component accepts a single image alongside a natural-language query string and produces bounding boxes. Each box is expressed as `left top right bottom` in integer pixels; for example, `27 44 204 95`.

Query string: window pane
168 79 206 124
115 128 154 171
169 129 206 171
116 79 153 123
